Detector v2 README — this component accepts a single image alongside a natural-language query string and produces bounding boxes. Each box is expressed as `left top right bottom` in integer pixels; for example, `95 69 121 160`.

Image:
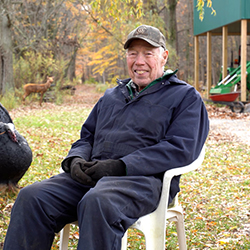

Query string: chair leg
59 224 71 250
121 231 128 250
144 229 166 250
175 214 187 250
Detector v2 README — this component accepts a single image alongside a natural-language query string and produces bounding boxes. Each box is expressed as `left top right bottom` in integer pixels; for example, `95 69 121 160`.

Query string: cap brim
124 37 161 49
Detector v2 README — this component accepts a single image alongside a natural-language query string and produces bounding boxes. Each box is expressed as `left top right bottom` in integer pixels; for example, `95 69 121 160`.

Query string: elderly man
4 25 209 250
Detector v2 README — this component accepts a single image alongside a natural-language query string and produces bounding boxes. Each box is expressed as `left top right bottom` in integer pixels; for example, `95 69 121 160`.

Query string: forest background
0 0 223 106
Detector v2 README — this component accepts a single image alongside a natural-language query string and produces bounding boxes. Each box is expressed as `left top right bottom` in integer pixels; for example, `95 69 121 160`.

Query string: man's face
126 39 168 91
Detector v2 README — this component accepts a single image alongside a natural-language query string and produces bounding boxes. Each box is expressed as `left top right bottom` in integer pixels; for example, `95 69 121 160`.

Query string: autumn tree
11 0 89 87
196 0 215 21
76 0 144 83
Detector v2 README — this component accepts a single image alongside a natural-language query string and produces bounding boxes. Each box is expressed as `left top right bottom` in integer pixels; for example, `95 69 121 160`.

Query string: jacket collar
117 69 186 101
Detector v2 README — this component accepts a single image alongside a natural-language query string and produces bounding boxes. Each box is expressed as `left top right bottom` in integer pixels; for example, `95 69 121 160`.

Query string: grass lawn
0 102 250 249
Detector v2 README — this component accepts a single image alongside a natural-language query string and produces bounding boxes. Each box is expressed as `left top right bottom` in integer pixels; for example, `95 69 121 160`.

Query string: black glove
84 159 126 181
70 157 95 186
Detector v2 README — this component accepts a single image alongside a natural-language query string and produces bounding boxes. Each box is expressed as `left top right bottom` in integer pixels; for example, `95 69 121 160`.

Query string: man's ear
162 50 169 66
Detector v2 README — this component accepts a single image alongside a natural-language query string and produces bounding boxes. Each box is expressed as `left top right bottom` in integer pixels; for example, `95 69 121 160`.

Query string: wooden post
241 20 247 102
222 26 228 80
194 36 199 91
207 31 212 98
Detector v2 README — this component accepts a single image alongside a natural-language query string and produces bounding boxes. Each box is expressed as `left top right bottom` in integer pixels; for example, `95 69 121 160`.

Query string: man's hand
70 157 95 186
84 159 126 181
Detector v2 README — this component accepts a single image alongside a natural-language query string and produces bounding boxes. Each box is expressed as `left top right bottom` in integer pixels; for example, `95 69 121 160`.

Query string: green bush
13 50 67 90
0 90 20 110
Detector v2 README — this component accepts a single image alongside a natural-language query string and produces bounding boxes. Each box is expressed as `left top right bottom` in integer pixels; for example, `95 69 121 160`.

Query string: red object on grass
209 92 240 102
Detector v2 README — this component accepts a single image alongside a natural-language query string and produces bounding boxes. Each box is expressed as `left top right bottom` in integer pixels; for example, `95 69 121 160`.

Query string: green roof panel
194 0 250 36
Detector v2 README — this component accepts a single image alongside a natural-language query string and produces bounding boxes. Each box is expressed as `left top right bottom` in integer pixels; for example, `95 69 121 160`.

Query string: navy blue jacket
62 73 209 200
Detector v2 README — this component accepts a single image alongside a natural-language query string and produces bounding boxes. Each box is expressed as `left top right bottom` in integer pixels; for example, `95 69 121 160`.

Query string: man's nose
135 53 145 65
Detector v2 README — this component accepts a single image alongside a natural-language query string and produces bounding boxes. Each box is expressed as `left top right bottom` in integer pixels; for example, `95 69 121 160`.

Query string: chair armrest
164 145 206 180
156 145 206 214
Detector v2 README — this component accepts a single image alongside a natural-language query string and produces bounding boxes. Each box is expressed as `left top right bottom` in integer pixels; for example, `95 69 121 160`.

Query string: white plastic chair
59 146 205 250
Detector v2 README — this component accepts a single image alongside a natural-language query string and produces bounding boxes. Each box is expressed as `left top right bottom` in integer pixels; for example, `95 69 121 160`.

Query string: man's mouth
135 70 147 75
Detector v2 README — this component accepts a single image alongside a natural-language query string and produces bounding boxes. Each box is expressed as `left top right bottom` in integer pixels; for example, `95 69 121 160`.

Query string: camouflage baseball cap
124 25 166 50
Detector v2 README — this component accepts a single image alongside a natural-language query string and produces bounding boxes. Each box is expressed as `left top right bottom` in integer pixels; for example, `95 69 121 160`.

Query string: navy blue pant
3 173 162 250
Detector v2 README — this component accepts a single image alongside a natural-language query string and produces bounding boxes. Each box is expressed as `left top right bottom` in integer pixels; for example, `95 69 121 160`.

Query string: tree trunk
168 0 178 51
0 10 14 95
67 48 77 81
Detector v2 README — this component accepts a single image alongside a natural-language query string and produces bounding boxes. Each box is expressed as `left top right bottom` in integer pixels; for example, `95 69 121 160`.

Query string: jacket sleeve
121 87 209 176
61 101 99 172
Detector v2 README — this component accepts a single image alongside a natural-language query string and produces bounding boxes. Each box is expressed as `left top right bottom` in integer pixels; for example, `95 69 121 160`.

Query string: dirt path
206 104 250 146
210 119 250 146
